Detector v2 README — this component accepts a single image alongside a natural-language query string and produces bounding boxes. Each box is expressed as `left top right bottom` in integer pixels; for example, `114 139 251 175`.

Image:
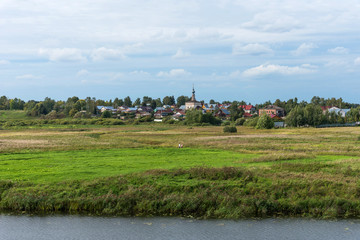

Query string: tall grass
1 167 360 219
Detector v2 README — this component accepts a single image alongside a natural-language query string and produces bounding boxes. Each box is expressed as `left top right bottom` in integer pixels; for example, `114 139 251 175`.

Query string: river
1 215 360 240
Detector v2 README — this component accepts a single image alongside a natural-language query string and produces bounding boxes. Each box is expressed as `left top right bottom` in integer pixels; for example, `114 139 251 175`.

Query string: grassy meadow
2 121 360 218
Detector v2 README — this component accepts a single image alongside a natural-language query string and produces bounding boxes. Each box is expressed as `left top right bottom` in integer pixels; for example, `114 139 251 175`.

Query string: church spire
191 84 196 101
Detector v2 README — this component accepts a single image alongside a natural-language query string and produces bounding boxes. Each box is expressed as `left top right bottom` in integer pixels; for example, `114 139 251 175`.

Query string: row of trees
285 105 360 127
1 95 359 123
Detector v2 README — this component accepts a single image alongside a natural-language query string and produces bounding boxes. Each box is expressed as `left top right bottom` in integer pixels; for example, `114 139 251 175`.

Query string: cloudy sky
1 0 360 103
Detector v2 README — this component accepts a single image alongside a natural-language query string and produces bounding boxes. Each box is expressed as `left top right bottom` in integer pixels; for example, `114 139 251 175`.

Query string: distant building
328 107 350 117
185 86 202 110
258 105 285 117
239 105 256 114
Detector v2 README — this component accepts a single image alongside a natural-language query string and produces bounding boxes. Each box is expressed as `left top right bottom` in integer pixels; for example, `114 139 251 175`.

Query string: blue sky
1 0 360 104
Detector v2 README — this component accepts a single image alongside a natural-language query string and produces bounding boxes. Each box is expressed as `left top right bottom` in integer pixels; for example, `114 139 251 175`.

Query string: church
185 86 202 110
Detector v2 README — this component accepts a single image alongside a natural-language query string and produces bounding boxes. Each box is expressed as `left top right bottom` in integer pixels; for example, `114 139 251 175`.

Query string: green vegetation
2 124 360 218
223 125 237 133
256 115 274 129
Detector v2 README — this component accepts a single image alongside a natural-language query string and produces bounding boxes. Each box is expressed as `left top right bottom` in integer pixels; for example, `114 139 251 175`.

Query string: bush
243 117 259 127
235 118 246 126
256 115 274 129
223 125 237 133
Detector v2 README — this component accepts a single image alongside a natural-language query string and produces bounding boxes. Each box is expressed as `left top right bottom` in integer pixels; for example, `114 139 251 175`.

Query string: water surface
1 215 360 240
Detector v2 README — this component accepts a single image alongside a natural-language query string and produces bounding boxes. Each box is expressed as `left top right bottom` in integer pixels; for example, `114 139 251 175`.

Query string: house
321 106 331 113
258 105 285 117
239 105 256 114
137 106 153 113
328 107 351 117
154 108 173 118
173 110 186 119
243 112 253 118
124 107 137 113
202 103 219 113
97 106 116 114
215 109 231 119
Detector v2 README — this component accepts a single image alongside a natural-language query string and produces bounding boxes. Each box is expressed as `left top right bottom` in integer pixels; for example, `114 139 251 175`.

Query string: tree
347 107 360 122
209 99 216 104
43 97 55 113
285 106 305 127
113 98 124 108
184 109 221 125
124 96 132 107
163 96 175 106
142 96 152 106
304 104 323 126
176 95 190 107
133 98 141 107
229 101 243 121
101 110 112 118
150 100 157 110
0 96 9 110
154 98 162 107
256 114 274 129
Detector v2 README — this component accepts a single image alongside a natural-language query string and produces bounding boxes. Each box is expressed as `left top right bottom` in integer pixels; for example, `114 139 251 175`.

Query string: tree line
1 95 359 127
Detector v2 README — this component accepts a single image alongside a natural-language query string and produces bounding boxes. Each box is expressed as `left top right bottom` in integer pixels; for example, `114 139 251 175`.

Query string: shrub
223 125 237 133
243 117 259 127
235 118 246 126
256 115 274 129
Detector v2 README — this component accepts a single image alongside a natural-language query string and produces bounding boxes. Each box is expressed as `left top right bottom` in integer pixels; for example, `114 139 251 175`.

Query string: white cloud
76 69 89 76
90 47 126 61
243 64 317 77
172 49 191 59
16 74 42 79
157 69 191 78
39 48 87 62
292 43 317 56
354 57 360 65
242 12 301 33
232 43 273 55
325 60 348 68
328 47 349 54
129 70 150 76
0 60 10 64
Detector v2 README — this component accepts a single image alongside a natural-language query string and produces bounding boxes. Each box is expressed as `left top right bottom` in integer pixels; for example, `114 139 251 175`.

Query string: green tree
133 98 141 107
142 96 152 106
347 107 360 122
256 114 274 129
304 104 323 126
163 96 175 106
101 110 112 118
124 96 132 107
176 95 190 107
286 106 305 127
229 101 243 121
113 98 124 108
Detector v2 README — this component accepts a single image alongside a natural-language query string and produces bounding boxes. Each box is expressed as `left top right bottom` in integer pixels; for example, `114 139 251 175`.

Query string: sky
1 0 360 104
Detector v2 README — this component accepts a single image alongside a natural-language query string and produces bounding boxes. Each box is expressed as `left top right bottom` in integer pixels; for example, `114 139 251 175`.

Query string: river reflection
1 215 360 240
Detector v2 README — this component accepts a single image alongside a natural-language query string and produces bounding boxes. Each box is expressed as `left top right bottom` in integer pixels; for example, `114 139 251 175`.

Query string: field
2 124 360 218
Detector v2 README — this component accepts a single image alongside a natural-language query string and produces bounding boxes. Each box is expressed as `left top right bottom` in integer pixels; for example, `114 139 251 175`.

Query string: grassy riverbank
1 125 360 218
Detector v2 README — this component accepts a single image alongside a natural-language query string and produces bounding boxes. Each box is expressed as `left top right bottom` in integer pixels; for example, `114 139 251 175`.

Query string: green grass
0 110 31 120
0 148 256 183
2 125 360 218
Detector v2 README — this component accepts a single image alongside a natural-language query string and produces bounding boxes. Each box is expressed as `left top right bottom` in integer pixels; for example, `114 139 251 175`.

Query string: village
96 87 353 127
